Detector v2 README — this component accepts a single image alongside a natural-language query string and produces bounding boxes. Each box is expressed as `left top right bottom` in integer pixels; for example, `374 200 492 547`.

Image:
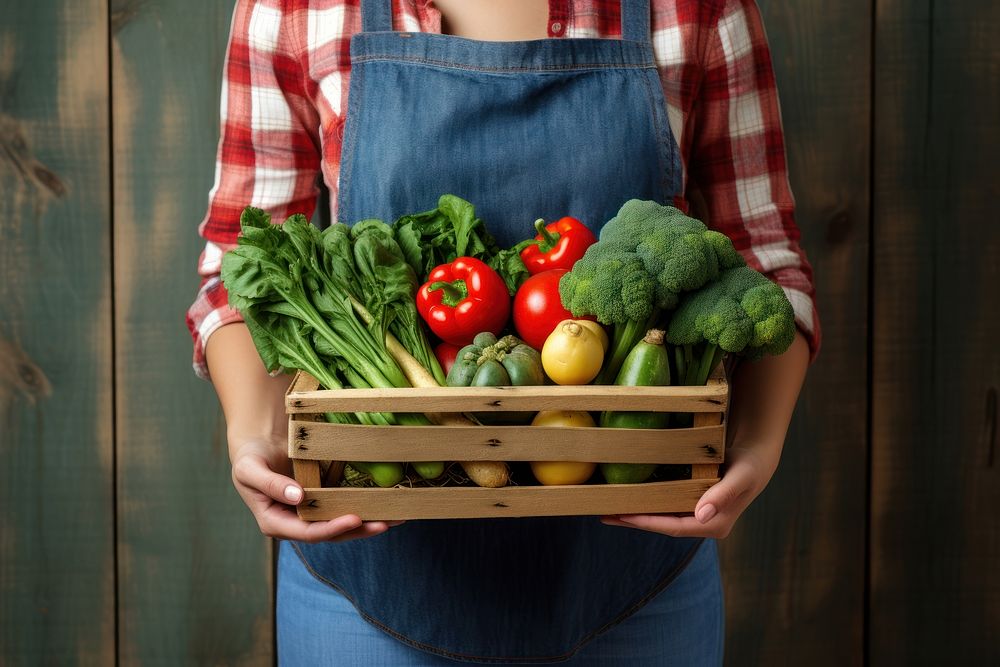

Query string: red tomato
513 269 592 350
434 342 462 376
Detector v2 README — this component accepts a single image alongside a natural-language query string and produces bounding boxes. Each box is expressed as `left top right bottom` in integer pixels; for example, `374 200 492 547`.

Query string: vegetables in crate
416 257 510 346
512 268 584 350
666 265 796 386
447 332 544 424
222 207 508 487
541 320 606 385
599 329 671 485
393 194 530 294
559 199 745 384
529 411 598 485
447 333 544 388
519 216 597 274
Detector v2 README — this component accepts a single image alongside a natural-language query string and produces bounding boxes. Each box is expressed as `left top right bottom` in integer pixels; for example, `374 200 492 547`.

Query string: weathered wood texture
286 383 729 414
0 2 115 665
287 373 727 519
720 2 871 664
297 479 722 521
110 0 272 665
2 0 997 663
288 420 726 463
871 0 1000 664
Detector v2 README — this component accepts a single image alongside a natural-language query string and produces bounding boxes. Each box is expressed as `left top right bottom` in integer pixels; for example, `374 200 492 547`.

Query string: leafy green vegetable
392 194 529 295
221 207 449 480
350 220 447 385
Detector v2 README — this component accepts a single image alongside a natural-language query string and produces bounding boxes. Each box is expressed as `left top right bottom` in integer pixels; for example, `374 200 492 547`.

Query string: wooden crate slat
296 478 719 520
287 371 320 394
288 420 725 464
287 383 728 414
691 412 723 479
292 460 321 488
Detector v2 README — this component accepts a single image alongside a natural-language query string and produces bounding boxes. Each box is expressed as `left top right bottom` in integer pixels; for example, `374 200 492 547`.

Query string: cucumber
599 329 671 485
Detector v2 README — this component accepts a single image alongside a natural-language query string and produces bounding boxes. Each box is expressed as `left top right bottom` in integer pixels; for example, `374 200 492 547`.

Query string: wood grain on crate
288 420 724 463
286 380 728 414
296 478 719 521
287 370 727 519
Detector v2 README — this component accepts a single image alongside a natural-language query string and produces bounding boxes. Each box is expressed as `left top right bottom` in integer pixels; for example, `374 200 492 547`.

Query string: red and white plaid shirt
187 0 821 379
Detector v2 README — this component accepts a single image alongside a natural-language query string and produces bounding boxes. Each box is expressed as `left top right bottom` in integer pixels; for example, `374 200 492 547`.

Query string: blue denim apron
294 0 704 662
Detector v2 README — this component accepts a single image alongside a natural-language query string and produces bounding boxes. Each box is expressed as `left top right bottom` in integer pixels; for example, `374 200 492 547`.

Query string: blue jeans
277 538 723 666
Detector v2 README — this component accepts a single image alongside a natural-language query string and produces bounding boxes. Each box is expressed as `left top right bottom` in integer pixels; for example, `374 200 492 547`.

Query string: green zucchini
600 329 671 485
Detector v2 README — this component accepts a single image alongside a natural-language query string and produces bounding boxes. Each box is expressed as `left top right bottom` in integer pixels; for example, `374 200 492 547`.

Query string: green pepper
446 333 544 424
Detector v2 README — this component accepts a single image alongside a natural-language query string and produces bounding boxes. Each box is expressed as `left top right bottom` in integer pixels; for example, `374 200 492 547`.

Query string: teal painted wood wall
1 1 997 664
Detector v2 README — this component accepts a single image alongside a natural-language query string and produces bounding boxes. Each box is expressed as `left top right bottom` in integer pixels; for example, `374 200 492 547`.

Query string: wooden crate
286 369 727 520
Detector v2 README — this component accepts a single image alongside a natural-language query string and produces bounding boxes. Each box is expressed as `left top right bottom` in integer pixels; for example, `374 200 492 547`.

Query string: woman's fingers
232 452 303 505
232 453 408 542
600 449 763 539
256 505 365 542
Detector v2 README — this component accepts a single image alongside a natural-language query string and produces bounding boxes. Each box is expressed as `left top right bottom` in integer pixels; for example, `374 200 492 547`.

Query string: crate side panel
289 421 725 464
297 479 720 520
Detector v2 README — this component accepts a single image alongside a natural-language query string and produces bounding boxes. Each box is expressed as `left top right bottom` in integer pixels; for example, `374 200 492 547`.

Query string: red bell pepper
416 257 511 346
519 216 597 275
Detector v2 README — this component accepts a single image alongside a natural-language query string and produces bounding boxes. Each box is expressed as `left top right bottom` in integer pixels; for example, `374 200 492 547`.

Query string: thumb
693 459 756 524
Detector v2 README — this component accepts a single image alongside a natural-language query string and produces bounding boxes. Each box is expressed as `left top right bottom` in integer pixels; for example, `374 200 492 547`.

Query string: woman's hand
231 436 403 544
602 330 811 540
601 445 776 538
207 323 402 544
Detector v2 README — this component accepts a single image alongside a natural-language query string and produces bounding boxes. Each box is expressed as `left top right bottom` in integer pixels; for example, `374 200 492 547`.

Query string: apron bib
296 1 702 661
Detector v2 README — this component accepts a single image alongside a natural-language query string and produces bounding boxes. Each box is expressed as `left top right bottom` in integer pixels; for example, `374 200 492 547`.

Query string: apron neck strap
361 0 393 33
620 0 651 43
361 0 650 42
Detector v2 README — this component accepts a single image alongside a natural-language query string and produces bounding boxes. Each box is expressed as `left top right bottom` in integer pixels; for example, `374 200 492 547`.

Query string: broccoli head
666 265 796 385
562 199 745 320
559 199 746 383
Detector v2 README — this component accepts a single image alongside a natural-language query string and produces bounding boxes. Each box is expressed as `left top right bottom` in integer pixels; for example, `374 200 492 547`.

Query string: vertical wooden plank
111 0 273 664
0 2 114 665
871 0 1000 663
720 1 870 664
692 401 721 479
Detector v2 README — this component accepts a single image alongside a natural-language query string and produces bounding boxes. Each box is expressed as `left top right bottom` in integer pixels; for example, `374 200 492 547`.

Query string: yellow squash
529 410 598 485
541 320 605 385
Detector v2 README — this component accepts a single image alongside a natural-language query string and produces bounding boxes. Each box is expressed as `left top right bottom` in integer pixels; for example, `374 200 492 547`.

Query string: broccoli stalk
666 266 798 385
558 199 745 383
599 313 660 386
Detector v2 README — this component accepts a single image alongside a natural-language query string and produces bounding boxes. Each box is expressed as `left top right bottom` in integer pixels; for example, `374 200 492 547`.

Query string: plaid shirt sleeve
185 0 323 380
683 0 822 360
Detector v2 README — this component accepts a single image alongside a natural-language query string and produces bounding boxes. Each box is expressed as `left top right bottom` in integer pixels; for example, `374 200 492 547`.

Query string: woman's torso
296 0 713 222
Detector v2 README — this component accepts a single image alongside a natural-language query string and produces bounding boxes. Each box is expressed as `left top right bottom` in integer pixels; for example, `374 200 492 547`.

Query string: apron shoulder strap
621 0 652 43
361 0 393 33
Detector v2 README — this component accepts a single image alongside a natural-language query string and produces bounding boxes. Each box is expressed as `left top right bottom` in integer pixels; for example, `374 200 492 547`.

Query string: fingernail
696 504 716 523
615 515 637 524
284 485 302 502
